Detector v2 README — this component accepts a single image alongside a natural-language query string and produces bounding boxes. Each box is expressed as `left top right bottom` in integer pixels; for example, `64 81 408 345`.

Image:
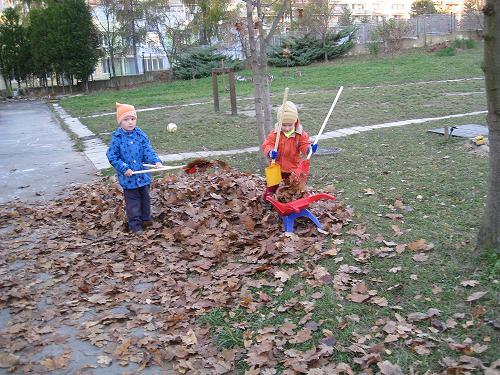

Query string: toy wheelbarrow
265 193 336 233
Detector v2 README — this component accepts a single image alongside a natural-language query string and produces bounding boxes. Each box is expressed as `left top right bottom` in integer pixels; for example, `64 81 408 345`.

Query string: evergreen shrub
267 27 356 67
173 46 243 80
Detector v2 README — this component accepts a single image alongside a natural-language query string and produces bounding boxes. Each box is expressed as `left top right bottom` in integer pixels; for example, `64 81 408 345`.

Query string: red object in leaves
265 193 335 216
290 159 310 184
185 166 197 174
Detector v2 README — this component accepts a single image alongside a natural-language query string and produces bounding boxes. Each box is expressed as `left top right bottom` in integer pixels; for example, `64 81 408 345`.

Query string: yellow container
265 162 282 187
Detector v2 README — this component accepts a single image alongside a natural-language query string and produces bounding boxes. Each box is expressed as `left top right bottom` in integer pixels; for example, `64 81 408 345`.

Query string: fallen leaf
364 188 375 195
0 353 19 368
408 239 426 251
378 360 404 374
348 293 370 303
289 328 312 344
97 356 112 367
182 329 198 346
467 291 487 302
461 280 479 287
412 253 429 262
414 345 431 355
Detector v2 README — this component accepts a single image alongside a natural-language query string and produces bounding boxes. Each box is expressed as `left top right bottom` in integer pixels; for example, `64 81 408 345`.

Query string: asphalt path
0 100 98 204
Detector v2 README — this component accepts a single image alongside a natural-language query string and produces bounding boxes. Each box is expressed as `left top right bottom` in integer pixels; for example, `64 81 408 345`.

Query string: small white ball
167 123 178 133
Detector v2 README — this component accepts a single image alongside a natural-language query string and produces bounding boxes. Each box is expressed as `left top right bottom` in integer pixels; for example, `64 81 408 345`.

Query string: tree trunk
261 59 273 135
2 75 8 92
244 0 289 167
477 0 500 250
109 48 117 77
245 1 268 167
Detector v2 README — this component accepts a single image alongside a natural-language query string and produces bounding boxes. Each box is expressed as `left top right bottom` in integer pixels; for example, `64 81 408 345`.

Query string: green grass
61 46 484 118
61 44 499 372
201 118 498 372
79 77 486 154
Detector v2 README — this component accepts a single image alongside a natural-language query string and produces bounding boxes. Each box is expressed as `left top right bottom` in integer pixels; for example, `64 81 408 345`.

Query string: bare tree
462 0 484 34
477 0 500 250
92 0 124 77
143 0 193 66
243 0 289 166
116 0 146 75
373 18 412 60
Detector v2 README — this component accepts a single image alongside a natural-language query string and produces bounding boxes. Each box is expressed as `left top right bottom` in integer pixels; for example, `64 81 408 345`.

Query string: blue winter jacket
106 127 161 189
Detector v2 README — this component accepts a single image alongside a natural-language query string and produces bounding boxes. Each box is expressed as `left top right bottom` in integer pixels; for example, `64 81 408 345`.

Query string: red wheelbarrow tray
265 193 336 216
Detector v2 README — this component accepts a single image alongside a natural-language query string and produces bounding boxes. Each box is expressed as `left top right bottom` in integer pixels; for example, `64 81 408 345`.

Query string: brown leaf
412 253 429 262
96 355 112 367
407 312 429 322
364 188 375 195
378 360 404 374
0 353 19 368
414 345 431 355
181 329 198 346
461 280 479 287
279 322 297 336
391 225 403 237
371 296 388 307
348 293 370 303
385 213 403 221
114 338 132 358
432 285 442 295
408 239 426 251
40 355 71 370
289 328 312 344
466 291 487 302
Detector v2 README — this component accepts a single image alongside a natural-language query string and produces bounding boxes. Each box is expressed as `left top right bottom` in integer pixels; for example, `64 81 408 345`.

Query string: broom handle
272 87 290 163
307 85 343 160
131 165 186 175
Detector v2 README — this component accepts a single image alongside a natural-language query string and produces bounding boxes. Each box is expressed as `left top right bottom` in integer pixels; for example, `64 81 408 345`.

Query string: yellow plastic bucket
265 162 282 187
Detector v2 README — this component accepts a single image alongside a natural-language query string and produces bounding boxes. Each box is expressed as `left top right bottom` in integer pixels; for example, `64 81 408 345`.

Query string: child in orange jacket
262 101 317 197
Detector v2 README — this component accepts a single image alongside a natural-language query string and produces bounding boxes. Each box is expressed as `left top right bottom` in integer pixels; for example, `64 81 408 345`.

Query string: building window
102 60 109 74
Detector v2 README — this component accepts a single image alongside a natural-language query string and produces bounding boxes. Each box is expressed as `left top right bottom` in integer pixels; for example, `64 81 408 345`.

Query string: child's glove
309 144 318 154
269 150 278 160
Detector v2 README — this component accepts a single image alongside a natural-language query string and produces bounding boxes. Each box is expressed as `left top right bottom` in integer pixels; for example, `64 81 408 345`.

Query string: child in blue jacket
106 102 162 233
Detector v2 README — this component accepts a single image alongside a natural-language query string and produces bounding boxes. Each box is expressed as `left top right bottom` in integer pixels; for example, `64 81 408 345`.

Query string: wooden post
212 70 219 112
444 126 449 139
229 71 237 115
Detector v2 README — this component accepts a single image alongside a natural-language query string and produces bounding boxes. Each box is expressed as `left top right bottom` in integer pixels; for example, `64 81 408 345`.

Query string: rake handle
307 86 344 160
273 87 290 154
131 165 186 175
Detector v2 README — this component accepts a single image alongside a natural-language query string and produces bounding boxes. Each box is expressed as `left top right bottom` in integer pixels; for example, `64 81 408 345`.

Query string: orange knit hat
116 102 137 124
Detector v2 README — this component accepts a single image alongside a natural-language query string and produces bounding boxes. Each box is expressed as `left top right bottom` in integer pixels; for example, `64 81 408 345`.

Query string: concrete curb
52 104 111 169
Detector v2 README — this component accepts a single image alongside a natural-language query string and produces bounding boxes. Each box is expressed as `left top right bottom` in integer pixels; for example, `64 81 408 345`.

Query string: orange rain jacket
262 121 311 173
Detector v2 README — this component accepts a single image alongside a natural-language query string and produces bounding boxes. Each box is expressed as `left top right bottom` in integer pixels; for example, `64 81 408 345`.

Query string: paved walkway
0 101 98 204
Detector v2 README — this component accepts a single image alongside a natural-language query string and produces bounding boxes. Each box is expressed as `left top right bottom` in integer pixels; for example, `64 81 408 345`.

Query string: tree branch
264 0 288 45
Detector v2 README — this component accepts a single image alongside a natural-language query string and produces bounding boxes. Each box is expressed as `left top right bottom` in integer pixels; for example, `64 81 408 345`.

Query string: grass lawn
61 45 499 372
60 46 483 118
78 71 486 154
203 118 499 372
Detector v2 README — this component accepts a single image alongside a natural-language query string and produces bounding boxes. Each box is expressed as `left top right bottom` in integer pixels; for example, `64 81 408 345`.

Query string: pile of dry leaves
0 168 355 373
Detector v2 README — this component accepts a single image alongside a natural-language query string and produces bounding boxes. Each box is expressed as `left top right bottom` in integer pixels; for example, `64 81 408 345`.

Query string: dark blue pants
123 185 151 232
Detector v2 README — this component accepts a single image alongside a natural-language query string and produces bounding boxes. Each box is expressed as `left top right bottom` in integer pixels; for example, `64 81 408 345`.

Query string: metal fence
270 13 484 47
351 13 483 44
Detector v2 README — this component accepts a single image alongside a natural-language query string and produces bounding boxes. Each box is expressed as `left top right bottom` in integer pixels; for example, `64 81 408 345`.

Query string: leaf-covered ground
1 164 498 374
0 168 353 373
